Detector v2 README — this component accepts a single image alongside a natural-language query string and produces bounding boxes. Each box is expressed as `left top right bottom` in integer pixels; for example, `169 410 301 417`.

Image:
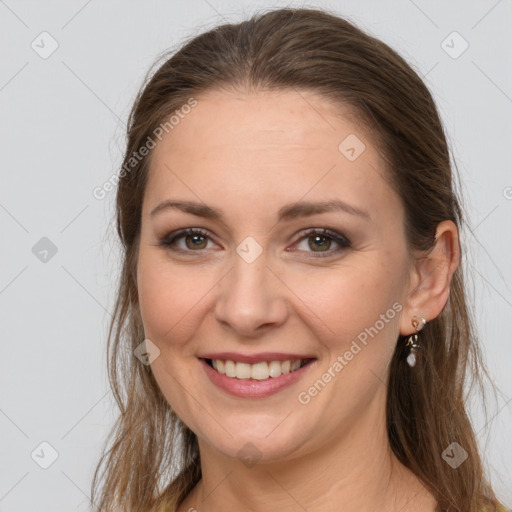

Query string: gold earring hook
412 316 426 332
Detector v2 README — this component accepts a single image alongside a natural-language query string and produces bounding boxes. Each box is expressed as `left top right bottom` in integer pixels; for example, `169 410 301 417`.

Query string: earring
406 316 426 367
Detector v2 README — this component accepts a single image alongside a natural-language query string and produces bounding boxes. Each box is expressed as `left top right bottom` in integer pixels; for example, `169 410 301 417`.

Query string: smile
206 358 311 380
200 356 316 398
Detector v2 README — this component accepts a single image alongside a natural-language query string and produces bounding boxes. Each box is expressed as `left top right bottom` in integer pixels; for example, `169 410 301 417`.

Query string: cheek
288 257 405 357
137 248 227 355
136 254 206 423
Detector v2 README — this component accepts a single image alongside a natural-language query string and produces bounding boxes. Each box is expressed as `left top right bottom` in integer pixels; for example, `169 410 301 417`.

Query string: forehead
143 88 395 221
155 88 370 154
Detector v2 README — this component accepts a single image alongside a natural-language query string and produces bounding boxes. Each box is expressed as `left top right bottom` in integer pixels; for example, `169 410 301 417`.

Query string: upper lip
199 352 316 364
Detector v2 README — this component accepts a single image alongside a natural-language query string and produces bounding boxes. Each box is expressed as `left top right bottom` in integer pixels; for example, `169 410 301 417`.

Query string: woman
91 7 508 512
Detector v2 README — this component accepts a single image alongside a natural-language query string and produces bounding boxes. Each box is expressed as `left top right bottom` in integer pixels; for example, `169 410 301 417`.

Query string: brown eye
184 233 208 250
308 234 332 252
292 228 351 257
158 228 216 252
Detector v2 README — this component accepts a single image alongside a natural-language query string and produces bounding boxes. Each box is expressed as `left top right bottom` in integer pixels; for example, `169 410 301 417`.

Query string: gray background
0 0 510 510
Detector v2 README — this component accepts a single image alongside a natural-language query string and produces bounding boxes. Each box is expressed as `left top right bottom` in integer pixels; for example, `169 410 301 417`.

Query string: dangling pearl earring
405 316 426 367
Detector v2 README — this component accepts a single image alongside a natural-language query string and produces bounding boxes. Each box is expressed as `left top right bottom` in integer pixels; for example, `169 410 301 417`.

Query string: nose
213 247 289 339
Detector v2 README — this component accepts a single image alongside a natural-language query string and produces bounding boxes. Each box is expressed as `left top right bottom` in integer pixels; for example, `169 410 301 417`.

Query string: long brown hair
91 7 505 511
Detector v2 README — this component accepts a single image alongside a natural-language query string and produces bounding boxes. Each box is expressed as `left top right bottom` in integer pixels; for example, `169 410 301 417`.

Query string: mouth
203 357 315 380
199 351 317 398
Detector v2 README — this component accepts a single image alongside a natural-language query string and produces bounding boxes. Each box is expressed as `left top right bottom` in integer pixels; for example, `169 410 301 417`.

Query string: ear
399 220 461 336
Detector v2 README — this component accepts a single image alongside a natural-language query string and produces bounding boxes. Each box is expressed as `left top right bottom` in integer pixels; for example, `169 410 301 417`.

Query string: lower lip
200 358 316 398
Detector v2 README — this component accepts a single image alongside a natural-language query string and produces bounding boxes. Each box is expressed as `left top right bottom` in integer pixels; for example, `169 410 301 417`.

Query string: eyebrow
150 199 370 222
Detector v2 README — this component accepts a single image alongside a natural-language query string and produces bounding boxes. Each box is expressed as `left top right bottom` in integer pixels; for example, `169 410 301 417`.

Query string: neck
182 388 436 512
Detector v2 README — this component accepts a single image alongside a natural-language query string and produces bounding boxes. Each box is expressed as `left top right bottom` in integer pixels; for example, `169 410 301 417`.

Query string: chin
193 413 314 466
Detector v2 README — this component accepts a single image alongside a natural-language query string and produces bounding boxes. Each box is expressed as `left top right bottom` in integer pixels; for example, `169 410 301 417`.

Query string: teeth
268 361 282 378
251 361 269 380
211 358 307 379
290 360 301 371
225 360 236 377
236 362 252 379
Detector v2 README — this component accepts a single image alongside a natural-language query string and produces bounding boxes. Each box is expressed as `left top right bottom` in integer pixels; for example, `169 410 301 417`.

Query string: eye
157 228 217 253
290 228 351 258
157 227 351 258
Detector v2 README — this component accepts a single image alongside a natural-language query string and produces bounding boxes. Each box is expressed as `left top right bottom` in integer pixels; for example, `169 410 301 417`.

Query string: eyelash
157 227 351 258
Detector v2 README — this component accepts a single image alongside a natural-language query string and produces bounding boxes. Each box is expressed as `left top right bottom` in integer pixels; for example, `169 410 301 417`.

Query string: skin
136 88 460 512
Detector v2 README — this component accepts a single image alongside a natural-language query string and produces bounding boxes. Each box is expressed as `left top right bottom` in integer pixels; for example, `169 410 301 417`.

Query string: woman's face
137 88 414 463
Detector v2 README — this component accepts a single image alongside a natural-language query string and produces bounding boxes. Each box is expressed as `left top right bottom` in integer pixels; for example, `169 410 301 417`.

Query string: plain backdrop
0 1 511 510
